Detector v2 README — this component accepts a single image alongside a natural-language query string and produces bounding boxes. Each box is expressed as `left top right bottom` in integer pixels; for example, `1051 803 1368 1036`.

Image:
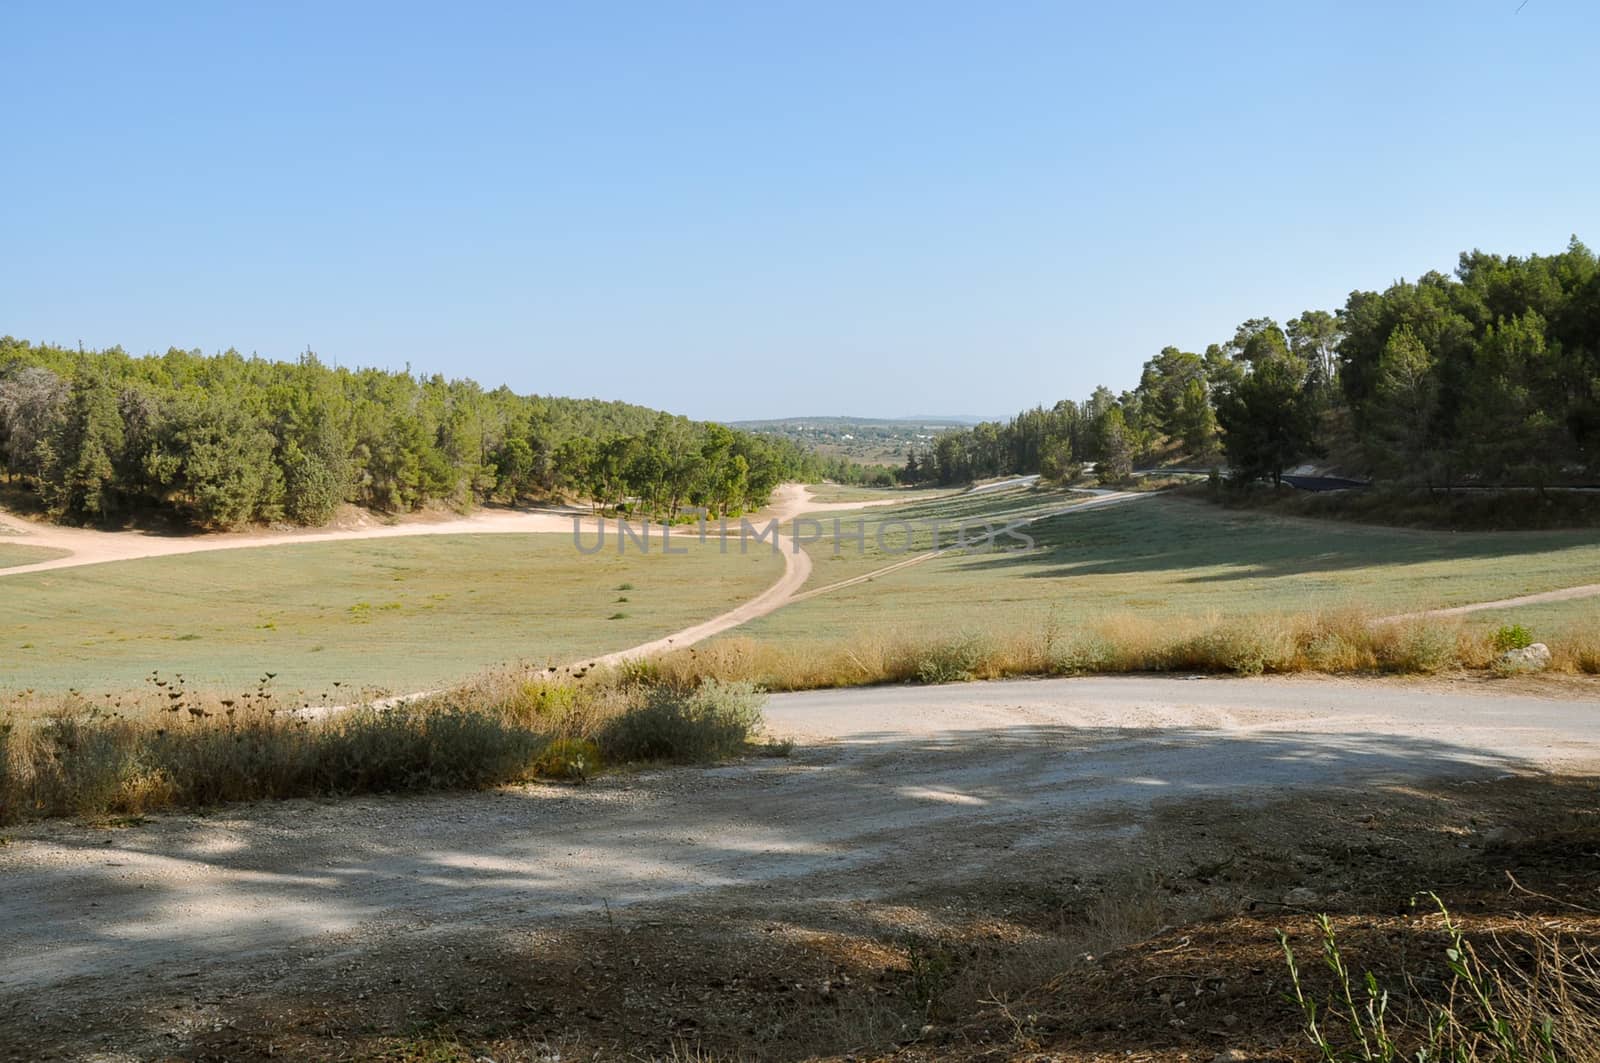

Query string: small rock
1496 643 1551 673
1213 1050 1255 1063
1483 825 1523 847
1283 887 1320 908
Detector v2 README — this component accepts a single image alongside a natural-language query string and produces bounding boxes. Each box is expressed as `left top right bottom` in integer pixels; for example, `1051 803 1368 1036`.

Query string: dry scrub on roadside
641 609 1599 692
0 673 767 824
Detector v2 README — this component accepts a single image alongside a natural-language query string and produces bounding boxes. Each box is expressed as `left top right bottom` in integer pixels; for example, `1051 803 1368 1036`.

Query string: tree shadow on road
2 723 1596 1061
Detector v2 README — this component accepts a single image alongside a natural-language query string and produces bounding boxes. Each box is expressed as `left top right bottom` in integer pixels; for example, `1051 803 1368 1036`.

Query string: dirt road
1383 581 1600 620
0 502 601 578
582 486 1144 667
0 482 894 577
3 674 1596 1043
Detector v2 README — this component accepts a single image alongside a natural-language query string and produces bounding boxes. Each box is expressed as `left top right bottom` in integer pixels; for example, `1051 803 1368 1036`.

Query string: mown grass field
749 488 1600 645
1 533 781 694
0 542 68 569
797 484 1096 586
1458 595 1600 638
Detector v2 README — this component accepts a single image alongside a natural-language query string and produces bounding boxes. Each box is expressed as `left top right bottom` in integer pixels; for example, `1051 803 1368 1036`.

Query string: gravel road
3 674 1595 1016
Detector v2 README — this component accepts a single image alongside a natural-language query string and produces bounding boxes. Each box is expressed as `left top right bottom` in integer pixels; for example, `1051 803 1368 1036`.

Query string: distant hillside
729 415 978 465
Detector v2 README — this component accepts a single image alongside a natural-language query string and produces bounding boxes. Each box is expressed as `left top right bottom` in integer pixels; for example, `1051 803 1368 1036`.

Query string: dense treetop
0 340 882 529
899 238 1599 490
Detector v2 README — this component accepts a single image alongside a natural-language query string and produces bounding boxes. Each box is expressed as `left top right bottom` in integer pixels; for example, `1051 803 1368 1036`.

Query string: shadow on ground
4 717 1594 1059
956 495 1600 587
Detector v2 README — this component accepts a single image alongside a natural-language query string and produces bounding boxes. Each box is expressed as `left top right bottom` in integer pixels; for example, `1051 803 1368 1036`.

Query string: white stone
1496 643 1552 673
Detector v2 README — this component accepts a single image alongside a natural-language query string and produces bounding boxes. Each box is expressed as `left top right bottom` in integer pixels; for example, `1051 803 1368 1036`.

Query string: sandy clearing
2 674 1596 1011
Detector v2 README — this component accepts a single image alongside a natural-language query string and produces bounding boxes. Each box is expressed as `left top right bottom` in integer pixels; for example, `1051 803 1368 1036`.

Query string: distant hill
896 414 989 425
728 415 983 464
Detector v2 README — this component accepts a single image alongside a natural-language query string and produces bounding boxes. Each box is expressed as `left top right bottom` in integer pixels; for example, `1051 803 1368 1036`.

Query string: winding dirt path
1381 582 1600 621
577 484 902 668
583 487 1149 667
788 488 1143 604
0 503 591 577
0 483 892 579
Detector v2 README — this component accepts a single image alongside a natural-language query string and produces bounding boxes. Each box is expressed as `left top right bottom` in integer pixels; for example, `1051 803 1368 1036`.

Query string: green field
1 533 781 694
0 542 68 569
745 491 1600 644
797 485 1097 586
1456 596 1600 638
6 487 1596 696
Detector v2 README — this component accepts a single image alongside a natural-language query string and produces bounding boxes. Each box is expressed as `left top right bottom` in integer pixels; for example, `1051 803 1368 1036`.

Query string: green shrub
283 447 346 525
1381 625 1459 674
1049 633 1116 675
612 657 663 688
499 680 580 725
599 680 766 763
534 737 601 780
1492 623 1534 653
1182 622 1295 676
914 635 988 684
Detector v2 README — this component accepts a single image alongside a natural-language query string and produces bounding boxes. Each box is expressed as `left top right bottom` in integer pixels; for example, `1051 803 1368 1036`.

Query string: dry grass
7 608 1589 824
0 670 768 824
1557 628 1600 675
643 609 1589 692
1282 901 1600 1062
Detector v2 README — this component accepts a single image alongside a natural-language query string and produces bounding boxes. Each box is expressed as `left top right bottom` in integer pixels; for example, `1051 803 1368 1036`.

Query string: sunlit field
1 533 781 694
745 490 1600 645
0 542 68 569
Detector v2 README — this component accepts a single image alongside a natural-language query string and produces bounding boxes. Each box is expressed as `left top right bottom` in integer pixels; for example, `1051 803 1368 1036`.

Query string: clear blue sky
3 2 1596 422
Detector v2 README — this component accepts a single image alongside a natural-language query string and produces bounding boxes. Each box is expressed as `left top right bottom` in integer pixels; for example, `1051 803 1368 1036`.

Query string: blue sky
3 1 1596 421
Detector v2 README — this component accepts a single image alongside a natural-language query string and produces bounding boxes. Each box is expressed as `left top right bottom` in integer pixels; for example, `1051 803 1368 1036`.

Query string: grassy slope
0 542 69 569
1457 595 1600 637
1 533 781 693
798 485 1096 587
744 492 1600 644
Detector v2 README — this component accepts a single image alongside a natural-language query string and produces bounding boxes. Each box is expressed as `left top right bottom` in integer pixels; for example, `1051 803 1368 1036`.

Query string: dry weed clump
643 610 1590 689
1554 629 1600 675
0 671 769 825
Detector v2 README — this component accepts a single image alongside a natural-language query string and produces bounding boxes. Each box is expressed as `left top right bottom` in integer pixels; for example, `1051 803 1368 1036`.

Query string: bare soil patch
7 774 1598 1062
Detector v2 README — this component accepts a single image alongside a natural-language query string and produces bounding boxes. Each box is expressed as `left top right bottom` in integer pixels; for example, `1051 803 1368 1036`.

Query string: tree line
900 237 1600 490
0 340 878 529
